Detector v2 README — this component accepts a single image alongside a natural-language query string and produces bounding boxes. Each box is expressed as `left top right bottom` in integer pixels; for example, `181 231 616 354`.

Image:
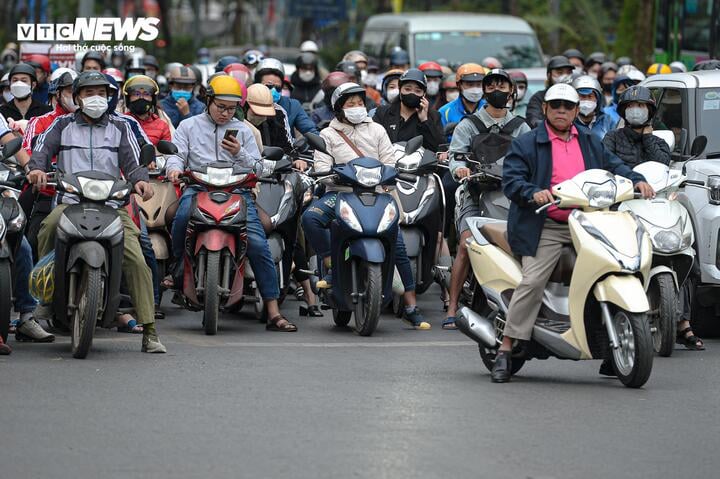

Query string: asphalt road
2 287 719 479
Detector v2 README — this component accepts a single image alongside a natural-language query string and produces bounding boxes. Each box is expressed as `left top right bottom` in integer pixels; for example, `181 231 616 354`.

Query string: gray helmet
9 63 37 83
82 50 106 70
546 56 574 73
72 70 111 96
253 58 285 83
399 68 427 90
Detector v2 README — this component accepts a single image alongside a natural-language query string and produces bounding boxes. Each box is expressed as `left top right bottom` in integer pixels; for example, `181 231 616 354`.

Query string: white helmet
50 67 78 83
669 61 688 73
544 83 580 104
626 69 646 83
300 40 319 53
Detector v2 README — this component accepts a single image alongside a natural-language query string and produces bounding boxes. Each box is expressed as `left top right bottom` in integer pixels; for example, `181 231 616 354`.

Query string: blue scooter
305 134 421 335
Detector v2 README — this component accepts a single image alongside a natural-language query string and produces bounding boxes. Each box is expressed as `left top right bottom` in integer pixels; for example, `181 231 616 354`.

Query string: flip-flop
442 317 458 330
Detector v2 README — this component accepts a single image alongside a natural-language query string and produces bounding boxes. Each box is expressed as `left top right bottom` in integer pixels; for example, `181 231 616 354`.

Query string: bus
655 0 720 67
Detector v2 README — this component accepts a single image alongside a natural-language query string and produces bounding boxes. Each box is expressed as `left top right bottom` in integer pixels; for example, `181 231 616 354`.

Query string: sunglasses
547 99 577 110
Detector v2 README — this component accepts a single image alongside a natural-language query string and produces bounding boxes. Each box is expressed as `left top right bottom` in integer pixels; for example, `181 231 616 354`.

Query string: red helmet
227 69 252 88
419 61 443 78
224 63 252 75
509 70 527 85
102 68 124 83
321 71 352 94
26 54 51 73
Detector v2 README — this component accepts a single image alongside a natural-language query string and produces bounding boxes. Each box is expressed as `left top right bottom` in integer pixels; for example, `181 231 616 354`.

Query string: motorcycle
305 132 402 336
0 137 28 344
619 159 695 357
455 169 655 388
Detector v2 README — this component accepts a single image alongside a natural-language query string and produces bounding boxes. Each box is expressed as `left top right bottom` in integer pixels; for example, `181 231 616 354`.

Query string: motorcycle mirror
262 146 285 162
690 135 707 158
0 137 22 161
156 140 178 155
140 143 155 167
444 122 458 136
304 133 328 155
404 136 424 155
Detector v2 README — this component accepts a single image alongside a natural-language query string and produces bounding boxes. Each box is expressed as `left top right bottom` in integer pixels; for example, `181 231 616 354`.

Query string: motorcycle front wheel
203 251 221 335
353 261 382 336
647 273 677 357
610 310 653 388
71 266 102 359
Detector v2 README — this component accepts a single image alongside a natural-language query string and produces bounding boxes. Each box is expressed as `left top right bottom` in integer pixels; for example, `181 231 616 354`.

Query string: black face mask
602 83 613 93
128 98 152 116
400 92 422 109
485 90 510 109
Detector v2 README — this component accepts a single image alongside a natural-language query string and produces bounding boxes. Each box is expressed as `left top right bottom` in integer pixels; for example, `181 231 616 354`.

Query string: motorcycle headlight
646 218 690 253
112 188 129 199
78 177 113 201
582 180 616 208
338 199 362 232
378 201 398 232
354 165 382 188
195 167 248 186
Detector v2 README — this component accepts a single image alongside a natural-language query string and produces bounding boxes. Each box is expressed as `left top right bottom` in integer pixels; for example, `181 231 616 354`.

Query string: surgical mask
343 106 367 124
426 80 440 96
266 85 281 103
461 87 483 103
516 86 527 101
400 93 422 109
625 106 649 126
574 67 584 76
386 88 399 103
446 90 459 102
299 70 315 83
579 100 597 116
485 90 510 109
60 92 78 113
551 74 573 85
128 98 153 116
10 81 32 100
363 73 378 87
171 90 192 102
2 91 13 103
80 95 108 119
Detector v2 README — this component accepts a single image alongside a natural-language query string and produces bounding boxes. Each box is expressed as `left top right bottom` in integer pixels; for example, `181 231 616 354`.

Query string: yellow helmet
207 75 244 102
29 252 55 306
646 63 672 75
122 74 159 97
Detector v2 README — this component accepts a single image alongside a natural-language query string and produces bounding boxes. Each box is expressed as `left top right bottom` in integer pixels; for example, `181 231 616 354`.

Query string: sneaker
142 331 167 353
402 306 431 330
0 337 11 355
16 318 55 343
316 270 332 289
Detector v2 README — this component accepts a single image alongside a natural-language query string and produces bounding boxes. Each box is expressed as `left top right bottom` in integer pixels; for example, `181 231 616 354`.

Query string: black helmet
482 68 512 89
399 68 427 90
82 51 106 70
295 52 318 69
389 49 410 66
215 55 240 73
618 85 656 120
9 63 37 82
546 56 574 73
693 59 720 71
563 48 585 63
616 56 633 67
143 55 159 70
600 61 618 74
585 52 606 67
72 70 111 96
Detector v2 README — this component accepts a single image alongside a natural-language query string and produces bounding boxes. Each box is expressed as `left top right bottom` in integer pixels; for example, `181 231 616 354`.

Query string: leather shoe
491 350 512 383
599 359 616 377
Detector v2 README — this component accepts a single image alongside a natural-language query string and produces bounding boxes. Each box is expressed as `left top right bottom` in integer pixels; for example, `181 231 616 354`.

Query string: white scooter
455 170 655 388
619 159 694 356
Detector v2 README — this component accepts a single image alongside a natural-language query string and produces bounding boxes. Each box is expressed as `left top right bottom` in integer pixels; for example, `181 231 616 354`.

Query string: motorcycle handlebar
534 199 561 215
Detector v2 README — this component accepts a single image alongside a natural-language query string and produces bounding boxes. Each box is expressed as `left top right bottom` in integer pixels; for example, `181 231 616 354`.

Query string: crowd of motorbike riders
0 40 716 379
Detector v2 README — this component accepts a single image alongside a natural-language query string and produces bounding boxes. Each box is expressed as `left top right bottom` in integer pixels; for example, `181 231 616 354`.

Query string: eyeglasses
547 99 577 110
213 102 238 114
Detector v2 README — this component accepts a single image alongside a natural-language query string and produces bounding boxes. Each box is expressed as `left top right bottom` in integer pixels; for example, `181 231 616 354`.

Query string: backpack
466 115 526 165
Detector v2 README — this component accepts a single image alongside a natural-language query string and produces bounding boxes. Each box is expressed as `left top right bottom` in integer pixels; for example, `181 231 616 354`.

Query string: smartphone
223 129 239 141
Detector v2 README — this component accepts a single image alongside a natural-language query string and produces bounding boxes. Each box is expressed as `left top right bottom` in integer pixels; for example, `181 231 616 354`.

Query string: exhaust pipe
456 306 497 348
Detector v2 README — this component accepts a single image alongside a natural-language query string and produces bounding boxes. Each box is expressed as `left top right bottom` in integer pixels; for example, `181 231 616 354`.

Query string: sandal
442 317 458 330
266 314 298 332
117 315 144 334
299 304 323 317
677 327 705 350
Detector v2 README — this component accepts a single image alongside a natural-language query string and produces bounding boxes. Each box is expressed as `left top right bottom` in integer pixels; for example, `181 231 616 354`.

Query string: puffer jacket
602 126 672 168
314 116 395 193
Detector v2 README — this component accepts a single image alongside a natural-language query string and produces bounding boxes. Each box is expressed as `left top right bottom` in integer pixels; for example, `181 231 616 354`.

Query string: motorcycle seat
549 246 576 286
480 223 514 257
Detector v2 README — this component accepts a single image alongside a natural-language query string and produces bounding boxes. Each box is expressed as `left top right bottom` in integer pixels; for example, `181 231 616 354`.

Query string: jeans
139 218 161 305
15 237 37 315
171 186 280 300
301 192 415 291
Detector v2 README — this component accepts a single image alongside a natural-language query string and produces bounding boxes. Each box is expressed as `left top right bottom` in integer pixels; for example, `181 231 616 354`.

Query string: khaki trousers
503 220 572 341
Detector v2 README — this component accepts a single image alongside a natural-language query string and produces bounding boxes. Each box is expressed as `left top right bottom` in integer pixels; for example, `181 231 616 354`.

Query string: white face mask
363 73 378 87
81 95 109 119
625 106 649 126
2 91 13 103
10 81 32 100
446 90 459 102
461 87 483 103
386 88 399 103
343 106 367 124
516 86 527 101
60 92 78 113
552 74 573 85
579 100 597 116
426 80 440 96
298 70 315 83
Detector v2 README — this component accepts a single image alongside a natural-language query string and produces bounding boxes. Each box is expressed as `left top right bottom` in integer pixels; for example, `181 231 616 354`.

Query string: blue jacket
502 123 645 257
277 96 319 135
438 96 485 127
574 111 615 140
160 95 206 128
602 104 621 130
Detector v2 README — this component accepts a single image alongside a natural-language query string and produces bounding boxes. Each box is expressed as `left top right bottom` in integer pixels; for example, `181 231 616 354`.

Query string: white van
361 12 545 68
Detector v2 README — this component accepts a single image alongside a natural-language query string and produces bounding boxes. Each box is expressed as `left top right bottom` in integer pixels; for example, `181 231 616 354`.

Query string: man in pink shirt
493 84 655 383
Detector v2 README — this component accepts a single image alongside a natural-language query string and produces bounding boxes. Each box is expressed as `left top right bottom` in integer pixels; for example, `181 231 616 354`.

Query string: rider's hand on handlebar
293 159 308 172
533 189 555 205
455 167 471 179
168 170 182 184
27 169 47 189
636 181 656 199
135 181 154 201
